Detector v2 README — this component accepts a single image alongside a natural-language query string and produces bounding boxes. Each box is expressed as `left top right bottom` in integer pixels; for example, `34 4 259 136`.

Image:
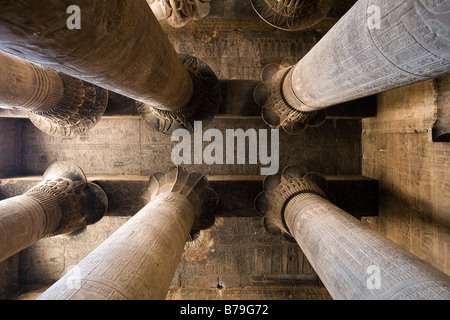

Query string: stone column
147 0 211 28
0 0 221 134
251 0 334 31
0 162 108 263
255 165 450 300
37 166 218 300
255 0 450 133
0 50 108 137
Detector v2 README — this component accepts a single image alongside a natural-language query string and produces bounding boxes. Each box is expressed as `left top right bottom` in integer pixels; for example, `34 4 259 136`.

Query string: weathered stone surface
256 163 450 299
0 1 223 134
18 216 323 292
285 193 450 299
166 31 318 81
256 0 450 132
0 255 19 299
0 50 108 138
363 75 450 276
19 216 129 286
37 194 196 299
0 0 193 111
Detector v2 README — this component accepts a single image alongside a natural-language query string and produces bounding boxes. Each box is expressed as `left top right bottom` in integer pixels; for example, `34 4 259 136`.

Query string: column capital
254 60 327 134
251 0 334 31
255 165 333 241
25 161 108 236
27 74 108 138
137 54 221 135
147 0 211 28
139 166 218 240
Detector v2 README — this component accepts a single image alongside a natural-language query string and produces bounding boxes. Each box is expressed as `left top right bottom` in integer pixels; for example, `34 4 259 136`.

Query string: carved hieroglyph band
0 162 108 263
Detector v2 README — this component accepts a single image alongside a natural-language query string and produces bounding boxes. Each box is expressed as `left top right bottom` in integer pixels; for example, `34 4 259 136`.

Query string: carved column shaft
258 0 450 132
0 0 192 110
284 0 450 112
0 194 61 263
148 0 211 28
0 51 63 112
0 50 108 137
37 166 217 300
285 193 450 299
38 193 196 300
0 162 108 263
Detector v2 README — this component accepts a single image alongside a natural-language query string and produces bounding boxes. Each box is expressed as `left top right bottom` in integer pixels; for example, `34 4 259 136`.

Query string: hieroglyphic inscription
37 192 196 300
289 0 450 110
285 194 450 300
166 32 318 80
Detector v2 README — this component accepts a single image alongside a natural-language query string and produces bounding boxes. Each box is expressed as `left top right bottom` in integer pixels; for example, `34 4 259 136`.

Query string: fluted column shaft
282 0 450 112
284 193 450 300
0 0 193 111
38 192 197 300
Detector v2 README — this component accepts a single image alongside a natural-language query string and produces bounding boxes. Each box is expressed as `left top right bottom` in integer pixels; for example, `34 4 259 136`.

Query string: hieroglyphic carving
25 178 84 237
284 0 450 113
256 163 450 299
0 1 224 135
251 0 334 31
255 165 333 242
254 61 327 134
148 0 211 28
137 54 221 135
37 193 197 300
164 29 318 81
37 167 217 300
